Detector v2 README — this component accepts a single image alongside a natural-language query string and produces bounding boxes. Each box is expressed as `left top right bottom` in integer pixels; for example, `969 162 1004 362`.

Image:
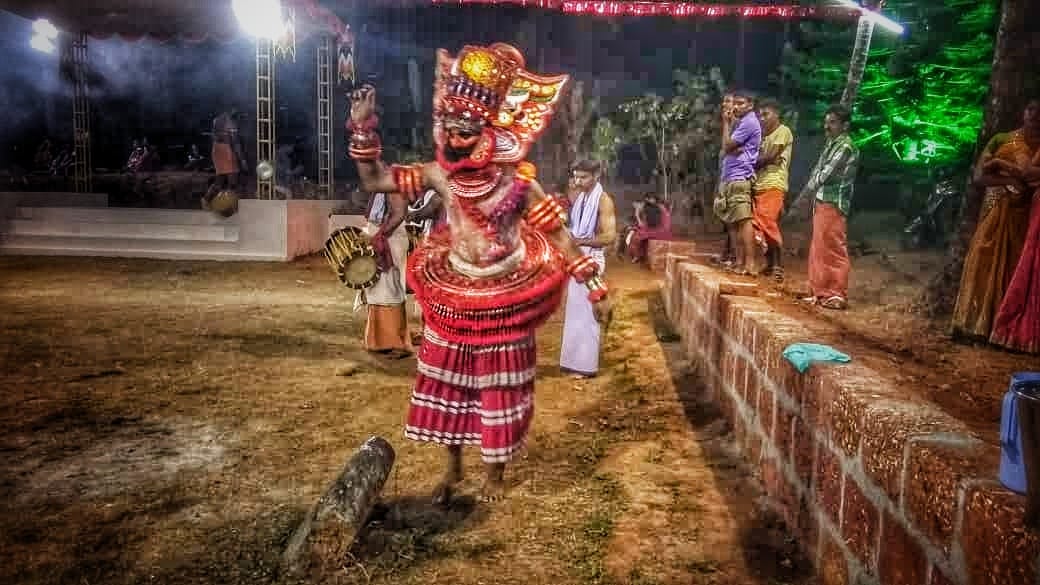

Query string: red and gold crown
434 42 569 163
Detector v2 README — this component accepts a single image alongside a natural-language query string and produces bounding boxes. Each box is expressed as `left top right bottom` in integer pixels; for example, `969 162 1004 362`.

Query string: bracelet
348 128 382 161
391 164 423 200
585 275 608 302
565 255 599 283
526 196 566 233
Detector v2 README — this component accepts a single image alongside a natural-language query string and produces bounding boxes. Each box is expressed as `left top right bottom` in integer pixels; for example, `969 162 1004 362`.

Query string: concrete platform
0 196 362 262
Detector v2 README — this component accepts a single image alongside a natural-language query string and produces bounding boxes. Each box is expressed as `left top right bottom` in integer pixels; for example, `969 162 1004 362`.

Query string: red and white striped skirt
405 329 536 463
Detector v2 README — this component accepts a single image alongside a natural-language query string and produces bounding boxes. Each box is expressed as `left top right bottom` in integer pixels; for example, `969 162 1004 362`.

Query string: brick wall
659 253 1040 585
646 240 699 273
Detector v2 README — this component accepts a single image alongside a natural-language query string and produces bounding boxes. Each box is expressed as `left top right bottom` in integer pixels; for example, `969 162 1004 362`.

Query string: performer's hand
350 84 377 125
593 297 613 327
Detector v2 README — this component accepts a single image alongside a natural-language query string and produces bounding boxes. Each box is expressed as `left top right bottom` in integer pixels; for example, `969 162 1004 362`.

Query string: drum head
341 255 378 289
210 190 239 217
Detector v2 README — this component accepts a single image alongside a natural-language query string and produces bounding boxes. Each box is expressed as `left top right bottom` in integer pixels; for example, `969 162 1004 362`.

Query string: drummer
356 191 413 358
405 189 444 345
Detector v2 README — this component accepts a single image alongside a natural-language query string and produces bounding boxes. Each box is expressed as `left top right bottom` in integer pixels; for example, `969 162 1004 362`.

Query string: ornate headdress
433 43 569 165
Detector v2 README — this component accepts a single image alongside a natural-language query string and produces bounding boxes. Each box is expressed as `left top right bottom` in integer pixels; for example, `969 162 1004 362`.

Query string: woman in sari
627 193 673 263
990 99 1040 353
951 100 1040 342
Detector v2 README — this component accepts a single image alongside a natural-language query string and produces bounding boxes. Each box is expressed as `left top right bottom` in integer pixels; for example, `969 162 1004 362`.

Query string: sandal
820 296 847 310
771 267 785 284
799 296 817 305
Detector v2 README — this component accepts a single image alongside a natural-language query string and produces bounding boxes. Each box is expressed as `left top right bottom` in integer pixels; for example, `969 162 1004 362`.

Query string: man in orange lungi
753 98 794 282
790 105 859 310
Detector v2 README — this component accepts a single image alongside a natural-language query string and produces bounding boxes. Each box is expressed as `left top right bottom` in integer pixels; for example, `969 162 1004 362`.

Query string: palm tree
840 15 876 108
921 0 1040 314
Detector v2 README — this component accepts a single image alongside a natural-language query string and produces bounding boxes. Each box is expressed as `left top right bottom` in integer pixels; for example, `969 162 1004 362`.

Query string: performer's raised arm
347 85 428 200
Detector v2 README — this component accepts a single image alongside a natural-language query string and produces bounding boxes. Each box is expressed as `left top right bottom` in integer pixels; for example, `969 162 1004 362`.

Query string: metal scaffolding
316 35 334 200
255 38 277 200
70 33 92 194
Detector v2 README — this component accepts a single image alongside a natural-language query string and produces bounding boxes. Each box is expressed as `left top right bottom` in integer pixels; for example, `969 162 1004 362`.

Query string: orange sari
951 131 1035 340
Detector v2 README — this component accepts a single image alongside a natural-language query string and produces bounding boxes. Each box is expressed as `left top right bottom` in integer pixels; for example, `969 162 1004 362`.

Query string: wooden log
719 281 759 296
282 436 396 575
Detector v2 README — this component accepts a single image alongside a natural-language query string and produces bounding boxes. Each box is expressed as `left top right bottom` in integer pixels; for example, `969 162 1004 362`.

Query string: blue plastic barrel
999 372 1040 494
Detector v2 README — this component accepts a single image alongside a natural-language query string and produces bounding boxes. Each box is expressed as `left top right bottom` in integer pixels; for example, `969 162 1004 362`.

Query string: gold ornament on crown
433 43 569 164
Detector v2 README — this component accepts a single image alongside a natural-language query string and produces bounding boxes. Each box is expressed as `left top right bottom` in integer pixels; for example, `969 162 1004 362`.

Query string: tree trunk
562 80 596 175
841 16 875 109
920 0 1040 316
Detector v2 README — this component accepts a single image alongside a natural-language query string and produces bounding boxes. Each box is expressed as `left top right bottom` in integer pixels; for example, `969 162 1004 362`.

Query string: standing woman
951 100 1040 342
990 99 1040 353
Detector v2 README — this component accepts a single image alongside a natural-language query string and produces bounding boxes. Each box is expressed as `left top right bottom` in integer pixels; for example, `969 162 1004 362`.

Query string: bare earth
692 211 1038 444
0 255 812 585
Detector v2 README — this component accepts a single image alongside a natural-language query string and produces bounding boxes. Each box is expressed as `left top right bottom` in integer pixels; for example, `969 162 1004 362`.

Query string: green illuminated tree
922 0 1040 314
853 0 997 174
780 0 998 201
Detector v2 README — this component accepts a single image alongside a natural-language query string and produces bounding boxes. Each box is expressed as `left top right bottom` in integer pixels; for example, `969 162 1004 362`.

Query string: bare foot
481 462 507 502
431 479 455 507
480 477 507 502
433 446 463 507
432 468 461 507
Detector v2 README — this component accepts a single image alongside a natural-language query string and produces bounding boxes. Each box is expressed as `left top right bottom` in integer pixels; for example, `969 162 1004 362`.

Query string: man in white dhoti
560 160 617 378
356 191 412 358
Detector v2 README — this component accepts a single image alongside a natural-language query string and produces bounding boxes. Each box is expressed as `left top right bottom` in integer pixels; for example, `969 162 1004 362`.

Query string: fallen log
719 281 758 296
282 436 396 576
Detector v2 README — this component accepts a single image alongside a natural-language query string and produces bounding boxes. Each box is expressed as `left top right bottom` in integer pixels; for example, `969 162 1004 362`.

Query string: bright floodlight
32 18 59 39
30 34 56 54
835 0 905 35
232 0 286 40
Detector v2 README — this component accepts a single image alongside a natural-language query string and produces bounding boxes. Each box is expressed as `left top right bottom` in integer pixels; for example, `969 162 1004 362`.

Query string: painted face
571 170 598 192
438 116 485 163
824 112 848 138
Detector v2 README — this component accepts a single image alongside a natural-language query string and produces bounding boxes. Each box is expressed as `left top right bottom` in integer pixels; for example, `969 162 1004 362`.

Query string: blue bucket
999 372 1040 494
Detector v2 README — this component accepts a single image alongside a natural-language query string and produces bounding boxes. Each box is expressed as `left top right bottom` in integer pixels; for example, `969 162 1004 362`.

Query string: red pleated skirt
405 329 536 463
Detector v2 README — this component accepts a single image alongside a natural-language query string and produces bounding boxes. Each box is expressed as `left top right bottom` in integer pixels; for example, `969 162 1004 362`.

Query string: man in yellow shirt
753 99 794 282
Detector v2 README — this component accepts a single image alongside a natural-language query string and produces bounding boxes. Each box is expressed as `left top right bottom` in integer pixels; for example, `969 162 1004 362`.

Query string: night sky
0 4 792 173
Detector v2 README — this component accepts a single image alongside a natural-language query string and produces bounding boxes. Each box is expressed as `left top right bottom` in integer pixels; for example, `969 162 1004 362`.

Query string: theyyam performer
347 42 611 503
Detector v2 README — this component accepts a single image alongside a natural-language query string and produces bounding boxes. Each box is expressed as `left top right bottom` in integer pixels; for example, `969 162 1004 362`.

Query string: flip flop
821 296 847 310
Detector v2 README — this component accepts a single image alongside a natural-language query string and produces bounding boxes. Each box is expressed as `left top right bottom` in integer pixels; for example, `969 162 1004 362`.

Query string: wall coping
662 252 1038 585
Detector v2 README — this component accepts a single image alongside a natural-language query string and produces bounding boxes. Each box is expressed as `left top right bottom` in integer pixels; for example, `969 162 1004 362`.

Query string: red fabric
406 226 566 345
808 202 849 300
628 206 672 261
991 193 1040 354
371 230 392 271
405 330 536 463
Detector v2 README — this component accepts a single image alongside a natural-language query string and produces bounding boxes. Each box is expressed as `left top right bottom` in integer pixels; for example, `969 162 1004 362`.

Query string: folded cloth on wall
782 342 851 373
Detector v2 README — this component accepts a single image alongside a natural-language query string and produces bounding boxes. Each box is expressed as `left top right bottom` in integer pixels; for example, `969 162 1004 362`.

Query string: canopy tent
4 0 353 198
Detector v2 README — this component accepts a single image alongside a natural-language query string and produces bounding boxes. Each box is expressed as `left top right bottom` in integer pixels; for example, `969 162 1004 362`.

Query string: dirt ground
0 255 813 585
690 211 1038 444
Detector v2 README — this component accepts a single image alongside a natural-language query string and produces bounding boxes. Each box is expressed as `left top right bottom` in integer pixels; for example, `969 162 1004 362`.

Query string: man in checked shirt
789 104 860 310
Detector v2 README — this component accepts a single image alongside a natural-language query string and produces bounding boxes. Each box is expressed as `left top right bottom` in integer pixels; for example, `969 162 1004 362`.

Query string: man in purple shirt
714 90 762 275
